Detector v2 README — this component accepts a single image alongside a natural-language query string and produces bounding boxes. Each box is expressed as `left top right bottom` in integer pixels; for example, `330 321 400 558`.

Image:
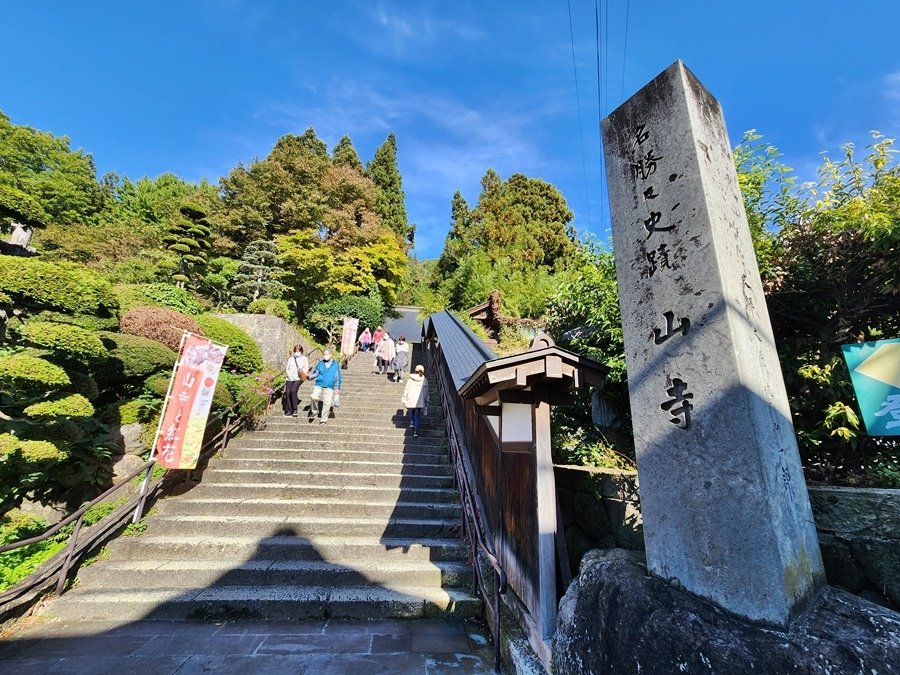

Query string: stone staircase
44 354 481 622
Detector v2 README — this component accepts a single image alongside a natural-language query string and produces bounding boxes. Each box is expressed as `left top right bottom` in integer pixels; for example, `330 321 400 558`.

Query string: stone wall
555 465 899 610
214 314 311 371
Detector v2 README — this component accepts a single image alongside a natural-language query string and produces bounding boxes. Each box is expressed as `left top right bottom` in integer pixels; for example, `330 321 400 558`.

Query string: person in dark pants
282 345 309 417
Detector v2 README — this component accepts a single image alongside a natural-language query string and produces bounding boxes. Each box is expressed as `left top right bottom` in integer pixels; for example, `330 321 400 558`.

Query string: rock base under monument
553 549 900 674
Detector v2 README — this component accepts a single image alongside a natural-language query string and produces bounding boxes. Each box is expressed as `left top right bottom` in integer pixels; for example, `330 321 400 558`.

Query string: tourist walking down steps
282 344 309 417
308 348 342 424
401 364 429 437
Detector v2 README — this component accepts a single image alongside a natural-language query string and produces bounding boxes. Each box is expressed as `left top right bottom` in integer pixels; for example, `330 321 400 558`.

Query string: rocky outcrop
553 549 900 674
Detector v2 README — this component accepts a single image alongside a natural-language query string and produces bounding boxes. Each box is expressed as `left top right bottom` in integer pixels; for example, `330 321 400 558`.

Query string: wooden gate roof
422 310 496 392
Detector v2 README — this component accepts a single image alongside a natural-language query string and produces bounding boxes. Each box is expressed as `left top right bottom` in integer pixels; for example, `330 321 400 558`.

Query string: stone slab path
0 616 494 673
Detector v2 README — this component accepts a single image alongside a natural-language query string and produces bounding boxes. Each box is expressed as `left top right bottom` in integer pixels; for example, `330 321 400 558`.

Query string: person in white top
283 344 309 417
394 336 411 383
401 364 429 436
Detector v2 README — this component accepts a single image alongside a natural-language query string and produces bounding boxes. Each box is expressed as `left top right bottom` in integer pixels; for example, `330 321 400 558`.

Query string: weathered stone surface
215 314 310 371
574 492 612 542
108 421 147 457
603 498 644 551
817 533 869 594
850 538 900 607
809 485 900 535
602 60 823 624
111 454 147 484
553 549 900 675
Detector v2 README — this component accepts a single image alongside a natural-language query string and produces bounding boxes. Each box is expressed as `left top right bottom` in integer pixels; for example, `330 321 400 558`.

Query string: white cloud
364 2 486 57
884 71 900 102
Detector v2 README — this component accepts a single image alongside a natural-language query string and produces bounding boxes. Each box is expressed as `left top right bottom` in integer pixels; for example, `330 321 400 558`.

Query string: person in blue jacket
308 348 342 424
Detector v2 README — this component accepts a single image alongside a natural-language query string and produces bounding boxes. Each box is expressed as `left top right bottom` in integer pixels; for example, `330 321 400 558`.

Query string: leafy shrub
307 295 384 344
24 394 94 419
102 398 154 426
142 373 170 397
32 311 119 332
0 354 70 394
0 255 117 316
195 315 263 373
119 306 203 351
213 379 235 411
0 511 66 591
247 298 292 322
115 283 204 315
97 332 177 381
67 370 99 401
15 321 107 364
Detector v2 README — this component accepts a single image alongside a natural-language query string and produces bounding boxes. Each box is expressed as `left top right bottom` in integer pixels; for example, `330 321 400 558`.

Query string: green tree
164 202 212 287
276 229 335 320
435 191 471 282
230 240 286 310
332 135 363 171
366 132 410 243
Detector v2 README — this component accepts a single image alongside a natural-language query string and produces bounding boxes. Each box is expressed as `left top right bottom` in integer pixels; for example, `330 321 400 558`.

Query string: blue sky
1 1 899 259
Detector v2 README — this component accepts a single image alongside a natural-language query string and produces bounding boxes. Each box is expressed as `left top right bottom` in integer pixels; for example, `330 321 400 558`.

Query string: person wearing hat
307 348 342 424
401 364 429 437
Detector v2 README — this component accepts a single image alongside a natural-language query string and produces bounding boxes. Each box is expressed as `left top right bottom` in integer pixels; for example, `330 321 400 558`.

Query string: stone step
207 457 453 476
154 498 460 520
188 483 458 504
201 469 455 489
45 585 482 622
107 535 468 563
144 515 460 539
240 431 444 447
77 559 472 589
228 437 445 454
221 448 447 465
253 425 445 440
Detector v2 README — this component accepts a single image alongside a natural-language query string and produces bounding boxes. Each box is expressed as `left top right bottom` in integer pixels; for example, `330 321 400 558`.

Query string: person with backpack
401 364 429 437
308 348 342 424
282 344 309 417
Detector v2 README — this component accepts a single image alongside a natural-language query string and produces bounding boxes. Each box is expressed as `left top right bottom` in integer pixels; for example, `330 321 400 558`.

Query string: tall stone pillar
601 61 824 625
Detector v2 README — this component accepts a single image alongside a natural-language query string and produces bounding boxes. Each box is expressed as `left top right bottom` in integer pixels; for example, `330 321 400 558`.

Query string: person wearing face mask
282 344 309 417
307 348 342 424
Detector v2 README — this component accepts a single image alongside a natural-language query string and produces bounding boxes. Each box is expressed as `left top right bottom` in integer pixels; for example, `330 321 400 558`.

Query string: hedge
247 298 293 322
66 370 99 401
0 434 67 463
195 315 263 374
16 321 107 364
115 283 204 315
0 354 70 392
119 306 203 352
97 332 177 381
0 255 118 316
24 394 95 419
32 311 120 332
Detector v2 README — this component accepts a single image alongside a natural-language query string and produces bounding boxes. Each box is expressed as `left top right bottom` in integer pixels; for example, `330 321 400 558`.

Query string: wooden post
533 386 557 655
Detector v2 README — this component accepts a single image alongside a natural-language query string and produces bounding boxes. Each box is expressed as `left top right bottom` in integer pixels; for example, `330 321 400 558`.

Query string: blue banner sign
841 338 900 436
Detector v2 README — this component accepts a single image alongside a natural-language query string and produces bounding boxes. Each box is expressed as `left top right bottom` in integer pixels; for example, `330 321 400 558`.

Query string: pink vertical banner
340 317 359 357
152 333 228 470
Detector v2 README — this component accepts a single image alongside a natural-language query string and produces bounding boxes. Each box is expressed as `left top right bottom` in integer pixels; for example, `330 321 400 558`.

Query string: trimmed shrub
213 379 236 411
115 283 204 315
143 373 170 397
0 354 70 393
195 315 263 373
119 306 203 351
18 439 67 462
67 370 99 401
0 255 118 316
24 394 94 419
102 398 156 426
15 321 107 364
32 311 119 332
97 332 177 381
247 298 292 322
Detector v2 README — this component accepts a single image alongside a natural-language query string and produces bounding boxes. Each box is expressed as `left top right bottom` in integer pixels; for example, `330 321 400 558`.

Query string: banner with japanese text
841 337 900 436
340 316 359 358
153 333 229 469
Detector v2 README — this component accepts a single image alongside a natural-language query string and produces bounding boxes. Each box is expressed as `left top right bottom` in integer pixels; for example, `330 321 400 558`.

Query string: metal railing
429 346 507 673
0 377 281 620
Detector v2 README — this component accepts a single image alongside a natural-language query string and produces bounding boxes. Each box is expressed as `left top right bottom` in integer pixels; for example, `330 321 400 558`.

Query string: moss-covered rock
15 321 107 364
97 332 176 381
196 315 263 373
247 298 293 322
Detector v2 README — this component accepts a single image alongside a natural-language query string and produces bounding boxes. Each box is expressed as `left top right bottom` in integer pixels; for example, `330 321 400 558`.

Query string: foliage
247 298 293 322
0 255 118 316
97 331 177 381
32 311 118 332
199 256 240 308
115 283 204 315
15 321 107 364
366 132 411 243
119 306 203 351
24 394 94 419
0 182 48 229
332 134 363 171
276 229 337 319
307 293 385 344
0 353 70 394
230 240 286 310
195 314 263 373
0 511 66 591
164 201 212 286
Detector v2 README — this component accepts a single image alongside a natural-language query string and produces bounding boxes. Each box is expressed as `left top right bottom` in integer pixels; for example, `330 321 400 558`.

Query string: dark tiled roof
423 311 496 392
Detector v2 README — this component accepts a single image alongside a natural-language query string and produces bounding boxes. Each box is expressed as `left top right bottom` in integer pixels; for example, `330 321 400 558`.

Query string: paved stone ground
0 617 496 674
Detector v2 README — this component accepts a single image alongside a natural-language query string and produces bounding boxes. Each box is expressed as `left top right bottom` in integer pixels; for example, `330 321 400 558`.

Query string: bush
247 298 293 322
102 398 156 426
119 306 203 351
0 510 66 592
97 332 177 381
307 295 384 344
67 370 99 401
115 283 204 315
0 255 118 316
32 311 119 332
0 354 70 394
15 321 107 364
24 394 94 419
195 315 263 373
143 372 170 397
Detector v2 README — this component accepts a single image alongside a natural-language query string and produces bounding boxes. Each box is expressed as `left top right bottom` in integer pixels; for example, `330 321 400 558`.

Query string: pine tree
230 239 286 310
366 132 410 244
164 201 211 287
436 191 471 282
332 135 363 172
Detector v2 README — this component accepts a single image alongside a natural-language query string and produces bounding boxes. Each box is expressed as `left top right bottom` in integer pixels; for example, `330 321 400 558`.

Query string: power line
595 0 606 226
567 0 594 231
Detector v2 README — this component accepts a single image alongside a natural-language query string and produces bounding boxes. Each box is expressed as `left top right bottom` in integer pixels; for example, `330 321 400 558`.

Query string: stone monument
601 60 824 625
